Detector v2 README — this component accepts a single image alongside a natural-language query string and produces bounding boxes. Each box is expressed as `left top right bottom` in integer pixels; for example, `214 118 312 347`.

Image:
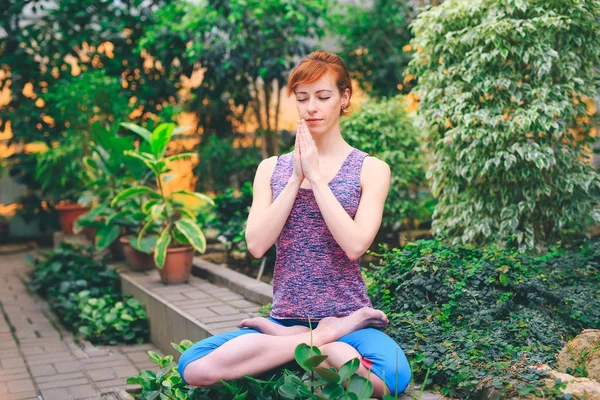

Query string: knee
182 358 219 387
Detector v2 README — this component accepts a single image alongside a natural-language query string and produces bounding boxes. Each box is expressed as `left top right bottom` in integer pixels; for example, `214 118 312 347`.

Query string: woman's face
294 73 350 136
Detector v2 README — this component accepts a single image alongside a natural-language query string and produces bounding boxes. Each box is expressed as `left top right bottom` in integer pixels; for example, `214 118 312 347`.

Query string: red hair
287 50 353 116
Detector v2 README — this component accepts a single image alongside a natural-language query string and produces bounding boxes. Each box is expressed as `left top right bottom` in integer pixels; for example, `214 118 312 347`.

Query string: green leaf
278 384 299 399
338 358 360 383
347 375 372 399
154 225 172 268
130 236 157 254
95 224 121 251
151 123 175 159
174 219 206 253
314 367 341 384
499 273 510 286
302 354 328 371
121 122 152 143
112 186 159 207
321 383 345 399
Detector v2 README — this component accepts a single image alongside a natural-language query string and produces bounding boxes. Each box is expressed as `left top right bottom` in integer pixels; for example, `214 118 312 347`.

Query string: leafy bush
194 135 261 194
76 291 149 345
208 181 254 254
406 0 600 250
27 242 149 345
28 242 120 298
341 96 433 231
365 238 600 398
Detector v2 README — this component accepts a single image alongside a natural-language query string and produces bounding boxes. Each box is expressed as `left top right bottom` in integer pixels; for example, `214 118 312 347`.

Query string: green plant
194 135 261 194
365 238 600 398
27 242 149 345
341 96 432 232
27 242 119 298
406 0 600 251
33 137 89 203
112 122 214 267
209 181 254 254
76 291 149 345
329 0 416 98
74 123 153 251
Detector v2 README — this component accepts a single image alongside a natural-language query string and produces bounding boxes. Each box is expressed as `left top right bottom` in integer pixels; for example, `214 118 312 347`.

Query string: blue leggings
178 317 412 395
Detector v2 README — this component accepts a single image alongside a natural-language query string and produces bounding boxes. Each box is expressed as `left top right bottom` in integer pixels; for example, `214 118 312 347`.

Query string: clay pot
55 203 90 235
120 236 156 271
157 246 194 284
109 233 126 261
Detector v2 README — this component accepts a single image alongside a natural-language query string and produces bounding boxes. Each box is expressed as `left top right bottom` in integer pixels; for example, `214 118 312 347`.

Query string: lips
306 119 322 122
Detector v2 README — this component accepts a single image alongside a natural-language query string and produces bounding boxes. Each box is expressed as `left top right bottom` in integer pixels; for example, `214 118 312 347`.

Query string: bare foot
313 307 389 344
238 317 310 336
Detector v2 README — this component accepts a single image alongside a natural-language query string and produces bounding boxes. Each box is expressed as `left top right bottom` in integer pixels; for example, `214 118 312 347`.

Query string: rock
535 364 600 399
557 329 600 382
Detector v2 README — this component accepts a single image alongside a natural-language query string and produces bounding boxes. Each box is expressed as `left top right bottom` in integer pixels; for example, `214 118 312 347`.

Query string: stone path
0 250 160 400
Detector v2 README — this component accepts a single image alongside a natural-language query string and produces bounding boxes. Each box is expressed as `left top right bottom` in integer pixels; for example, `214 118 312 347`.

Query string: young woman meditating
178 50 412 397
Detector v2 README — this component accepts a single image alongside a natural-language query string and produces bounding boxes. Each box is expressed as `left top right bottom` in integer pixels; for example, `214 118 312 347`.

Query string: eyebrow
294 90 333 95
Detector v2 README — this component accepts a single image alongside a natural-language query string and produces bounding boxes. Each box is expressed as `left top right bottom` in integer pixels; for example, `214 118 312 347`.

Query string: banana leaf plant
73 123 152 251
111 122 214 268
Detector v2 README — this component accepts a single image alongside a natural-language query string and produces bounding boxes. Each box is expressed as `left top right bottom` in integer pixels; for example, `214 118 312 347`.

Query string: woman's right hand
291 120 304 185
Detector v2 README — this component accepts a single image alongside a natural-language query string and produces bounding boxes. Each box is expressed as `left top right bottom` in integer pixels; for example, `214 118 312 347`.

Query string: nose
306 97 318 115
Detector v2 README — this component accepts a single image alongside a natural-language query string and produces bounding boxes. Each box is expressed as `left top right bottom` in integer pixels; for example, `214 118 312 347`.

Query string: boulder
557 329 600 382
535 364 600 399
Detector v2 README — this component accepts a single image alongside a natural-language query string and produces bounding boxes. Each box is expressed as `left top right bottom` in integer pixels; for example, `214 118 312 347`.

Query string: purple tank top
269 148 373 321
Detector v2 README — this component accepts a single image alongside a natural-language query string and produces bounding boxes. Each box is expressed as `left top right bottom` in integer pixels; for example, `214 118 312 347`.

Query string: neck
312 124 351 157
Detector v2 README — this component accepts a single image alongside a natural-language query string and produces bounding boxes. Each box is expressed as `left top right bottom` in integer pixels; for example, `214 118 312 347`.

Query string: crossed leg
239 315 391 397
182 307 388 387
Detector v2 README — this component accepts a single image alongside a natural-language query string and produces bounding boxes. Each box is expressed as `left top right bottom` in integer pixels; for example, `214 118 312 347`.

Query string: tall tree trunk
252 79 268 160
273 79 281 156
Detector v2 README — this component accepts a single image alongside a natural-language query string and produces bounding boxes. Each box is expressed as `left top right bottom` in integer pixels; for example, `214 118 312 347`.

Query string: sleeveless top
269 147 373 321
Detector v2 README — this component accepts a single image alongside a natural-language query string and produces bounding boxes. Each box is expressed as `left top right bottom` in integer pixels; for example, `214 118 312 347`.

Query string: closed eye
297 97 331 102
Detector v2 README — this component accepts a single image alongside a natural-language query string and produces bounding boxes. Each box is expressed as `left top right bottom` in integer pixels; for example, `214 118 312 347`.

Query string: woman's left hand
298 120 322 183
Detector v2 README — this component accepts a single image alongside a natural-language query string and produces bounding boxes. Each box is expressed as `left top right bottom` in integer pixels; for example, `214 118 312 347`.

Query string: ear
342 88 351 104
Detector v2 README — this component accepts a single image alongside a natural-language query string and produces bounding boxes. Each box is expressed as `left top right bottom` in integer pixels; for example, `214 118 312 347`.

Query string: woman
179 50 412 397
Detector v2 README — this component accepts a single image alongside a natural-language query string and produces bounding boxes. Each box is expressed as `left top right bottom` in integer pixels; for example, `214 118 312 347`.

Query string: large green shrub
366 238 600 398
27 242 149 344
341 96 433 231
406 0 600 250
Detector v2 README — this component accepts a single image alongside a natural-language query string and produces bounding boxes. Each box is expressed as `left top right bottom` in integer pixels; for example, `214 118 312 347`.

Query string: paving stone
68 384 99 399
4 391 38 399
6 378 34 393
162 293 188 302
126 351 151 364
29 363 57 377
227 299 259 308
0 381 6 394
115 344 156 354
181 290 211 300
88 367 116 381
187 308 218 319
54 360 83 373
209 305 239 315
40 388 70 400
38 378 89 389
112 365 139 379
82 359 131 371
94 378 130 389
1 357 26 369
36 371 85 383
200 313 249 324
0 373 31 382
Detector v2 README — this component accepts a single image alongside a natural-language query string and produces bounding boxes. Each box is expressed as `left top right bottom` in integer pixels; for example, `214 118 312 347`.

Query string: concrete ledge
192 257 273 305
119 266 213 358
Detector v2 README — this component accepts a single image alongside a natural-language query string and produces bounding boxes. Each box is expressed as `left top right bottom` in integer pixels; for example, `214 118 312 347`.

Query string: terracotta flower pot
109 234 126 261
120 236 156 271
157 246 194 284
55 203 90 235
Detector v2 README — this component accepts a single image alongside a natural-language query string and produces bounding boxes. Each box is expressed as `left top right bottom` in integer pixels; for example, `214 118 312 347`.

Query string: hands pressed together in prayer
292 119 321 185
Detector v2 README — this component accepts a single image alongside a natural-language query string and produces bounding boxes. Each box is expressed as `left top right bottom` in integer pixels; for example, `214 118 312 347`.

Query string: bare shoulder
361 155 391 188
256 156 279 178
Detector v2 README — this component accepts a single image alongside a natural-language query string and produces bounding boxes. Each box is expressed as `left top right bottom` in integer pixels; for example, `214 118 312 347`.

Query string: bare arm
245 158 302 259
311 157 391 260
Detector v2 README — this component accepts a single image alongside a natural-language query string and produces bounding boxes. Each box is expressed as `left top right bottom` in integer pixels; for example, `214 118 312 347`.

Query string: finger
299 121 309 154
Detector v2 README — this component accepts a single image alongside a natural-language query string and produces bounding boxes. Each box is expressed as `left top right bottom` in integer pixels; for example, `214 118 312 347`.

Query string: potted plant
73 123 152 262
112 122 213 283
32 137 90 235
